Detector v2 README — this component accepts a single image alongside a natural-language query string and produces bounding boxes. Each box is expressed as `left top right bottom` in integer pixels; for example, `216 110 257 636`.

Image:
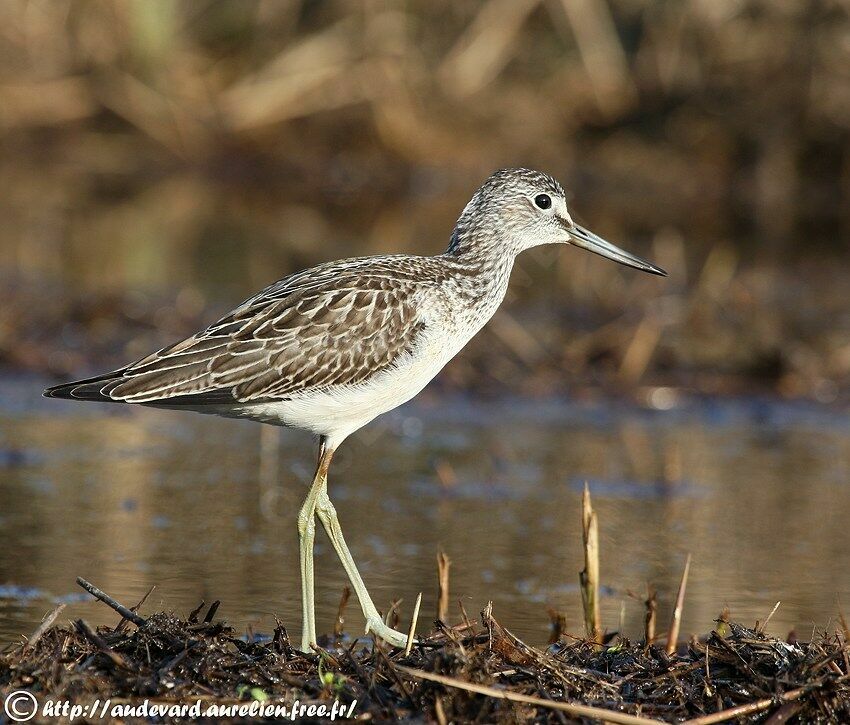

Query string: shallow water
1 379 849 647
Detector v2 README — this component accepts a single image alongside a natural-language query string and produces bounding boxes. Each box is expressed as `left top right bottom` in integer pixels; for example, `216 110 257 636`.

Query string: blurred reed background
1 0 849 399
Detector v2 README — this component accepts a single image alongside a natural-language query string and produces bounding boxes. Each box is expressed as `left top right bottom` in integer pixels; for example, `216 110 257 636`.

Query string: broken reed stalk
333 585 351 638
547 607 567 645
24 603 66 651
839 604 850 642
385 598 402 630
644 583 657 645
404 592 422 657
203 601 220 624
437 550 451 625
716 606 730 638
666 553 691 655
457 599 473 631
579 483 602 646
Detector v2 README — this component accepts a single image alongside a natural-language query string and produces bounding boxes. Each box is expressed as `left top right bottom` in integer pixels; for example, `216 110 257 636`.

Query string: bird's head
449 168 666 276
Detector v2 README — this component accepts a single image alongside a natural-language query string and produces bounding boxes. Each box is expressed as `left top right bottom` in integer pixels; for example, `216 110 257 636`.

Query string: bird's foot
365 617 413 649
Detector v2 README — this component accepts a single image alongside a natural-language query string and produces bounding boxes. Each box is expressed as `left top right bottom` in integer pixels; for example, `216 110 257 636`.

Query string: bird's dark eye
534 194 552 210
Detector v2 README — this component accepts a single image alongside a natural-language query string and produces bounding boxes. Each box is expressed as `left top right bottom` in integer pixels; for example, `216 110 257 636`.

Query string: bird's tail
43 370 127 402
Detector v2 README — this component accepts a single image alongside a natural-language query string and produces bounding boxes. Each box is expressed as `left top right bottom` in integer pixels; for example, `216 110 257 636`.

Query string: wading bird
45 168 665 652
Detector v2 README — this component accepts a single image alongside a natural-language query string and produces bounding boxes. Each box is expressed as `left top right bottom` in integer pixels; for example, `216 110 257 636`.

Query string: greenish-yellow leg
297 442 411 649
296 442 328 652
315 488 411 647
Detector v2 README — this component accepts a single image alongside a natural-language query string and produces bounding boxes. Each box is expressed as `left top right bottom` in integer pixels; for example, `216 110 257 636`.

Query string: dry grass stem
579 482 602 646
405 592 422 657
666 553 692 655
757 601 781 634
437 549 451 625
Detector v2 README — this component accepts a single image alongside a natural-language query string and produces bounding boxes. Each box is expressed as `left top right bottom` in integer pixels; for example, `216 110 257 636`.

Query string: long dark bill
568 223 667 276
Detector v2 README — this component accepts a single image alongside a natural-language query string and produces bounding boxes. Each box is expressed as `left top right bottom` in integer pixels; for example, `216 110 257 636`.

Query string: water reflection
1 382 848 647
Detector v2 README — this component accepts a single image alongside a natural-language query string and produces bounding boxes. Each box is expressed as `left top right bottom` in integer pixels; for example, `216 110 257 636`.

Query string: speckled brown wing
45 257 428 405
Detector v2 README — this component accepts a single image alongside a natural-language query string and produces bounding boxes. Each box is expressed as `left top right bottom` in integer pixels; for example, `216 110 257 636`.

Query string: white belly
222 327 463 447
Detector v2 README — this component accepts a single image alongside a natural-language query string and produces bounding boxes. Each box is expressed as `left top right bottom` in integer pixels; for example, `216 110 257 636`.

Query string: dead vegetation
2 579 849 723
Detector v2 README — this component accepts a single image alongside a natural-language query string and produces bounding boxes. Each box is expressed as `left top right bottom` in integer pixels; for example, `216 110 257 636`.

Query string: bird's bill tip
568 224 667 277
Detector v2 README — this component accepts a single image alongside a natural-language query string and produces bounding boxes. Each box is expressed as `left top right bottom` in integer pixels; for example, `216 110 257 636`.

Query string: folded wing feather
46 260 427 406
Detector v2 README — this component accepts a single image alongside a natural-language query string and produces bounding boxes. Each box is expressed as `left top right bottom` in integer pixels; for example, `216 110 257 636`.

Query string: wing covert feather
104 266 426 405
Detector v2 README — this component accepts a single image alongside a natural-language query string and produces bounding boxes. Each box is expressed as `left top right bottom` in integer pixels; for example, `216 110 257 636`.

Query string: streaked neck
444 227 515 274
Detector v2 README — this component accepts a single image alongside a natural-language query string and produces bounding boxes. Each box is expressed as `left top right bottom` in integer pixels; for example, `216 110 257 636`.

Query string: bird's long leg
296 438 329 652
313 448 411 648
